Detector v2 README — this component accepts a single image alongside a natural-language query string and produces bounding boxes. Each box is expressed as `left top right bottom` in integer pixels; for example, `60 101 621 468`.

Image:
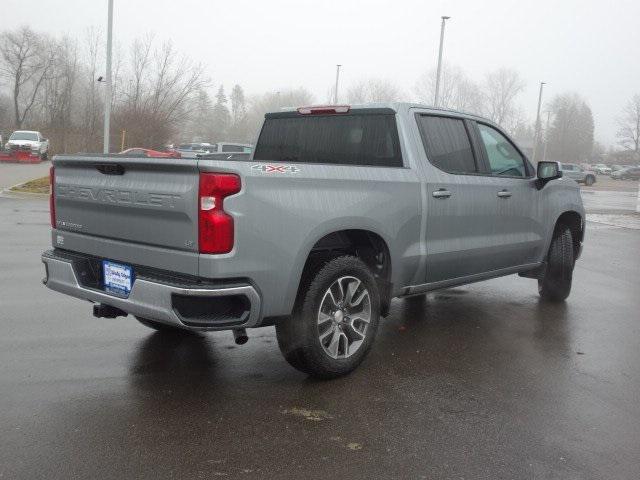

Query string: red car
119 148 181 158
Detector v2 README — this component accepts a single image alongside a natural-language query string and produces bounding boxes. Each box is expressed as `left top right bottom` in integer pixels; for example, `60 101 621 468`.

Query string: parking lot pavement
581 190 638 214
0 162 51 190
1 196 640 480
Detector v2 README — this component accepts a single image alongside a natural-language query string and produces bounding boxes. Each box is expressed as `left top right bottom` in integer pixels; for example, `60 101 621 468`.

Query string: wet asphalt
1 196 639 480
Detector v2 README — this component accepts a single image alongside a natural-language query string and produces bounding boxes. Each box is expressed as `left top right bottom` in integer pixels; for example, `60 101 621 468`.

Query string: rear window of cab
254 110 403 168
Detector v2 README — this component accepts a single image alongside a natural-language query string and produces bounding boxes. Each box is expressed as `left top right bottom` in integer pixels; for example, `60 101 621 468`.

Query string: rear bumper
42 250 262 331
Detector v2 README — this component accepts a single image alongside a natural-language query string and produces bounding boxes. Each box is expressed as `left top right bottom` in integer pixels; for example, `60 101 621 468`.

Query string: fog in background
2 0 639 148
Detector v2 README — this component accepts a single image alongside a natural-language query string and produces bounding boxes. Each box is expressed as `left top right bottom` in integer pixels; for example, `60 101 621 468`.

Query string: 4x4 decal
251 164 300 174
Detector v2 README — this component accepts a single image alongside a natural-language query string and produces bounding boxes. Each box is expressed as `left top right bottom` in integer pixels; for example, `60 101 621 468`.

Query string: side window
416 115 477 174
477 123 526 177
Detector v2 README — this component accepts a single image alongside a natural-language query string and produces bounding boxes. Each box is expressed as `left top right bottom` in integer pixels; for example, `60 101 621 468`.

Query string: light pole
532 81 546 162
334 64 342 104
434 15 450 107
542 110 551 161
103 0 114 154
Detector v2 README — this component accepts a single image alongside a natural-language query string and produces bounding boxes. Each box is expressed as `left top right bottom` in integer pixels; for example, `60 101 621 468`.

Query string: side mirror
536 161 562 189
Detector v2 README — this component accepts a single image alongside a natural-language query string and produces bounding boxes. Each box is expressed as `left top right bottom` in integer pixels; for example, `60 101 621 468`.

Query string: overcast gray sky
6 0 639 146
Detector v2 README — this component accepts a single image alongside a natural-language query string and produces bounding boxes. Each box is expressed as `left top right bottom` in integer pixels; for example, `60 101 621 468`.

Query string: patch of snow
586 213 640 230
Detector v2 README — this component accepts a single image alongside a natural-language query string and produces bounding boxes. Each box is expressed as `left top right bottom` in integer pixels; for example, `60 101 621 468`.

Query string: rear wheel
136 317 187 333
276 256 380 378
584 175 595 186
538 226 574 302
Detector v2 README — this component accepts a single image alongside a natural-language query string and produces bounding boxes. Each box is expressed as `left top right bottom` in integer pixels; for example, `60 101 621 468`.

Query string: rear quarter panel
197 159 422 318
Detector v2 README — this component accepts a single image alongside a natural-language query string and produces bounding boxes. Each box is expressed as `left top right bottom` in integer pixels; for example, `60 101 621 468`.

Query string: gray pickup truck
42 103 584 378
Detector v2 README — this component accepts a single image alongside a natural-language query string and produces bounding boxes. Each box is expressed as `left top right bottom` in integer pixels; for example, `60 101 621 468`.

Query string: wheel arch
554 210 583 260
288 226 394 317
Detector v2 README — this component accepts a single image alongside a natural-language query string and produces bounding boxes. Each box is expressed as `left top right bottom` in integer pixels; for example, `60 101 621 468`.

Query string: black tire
41 151 48 161
136 317 187 333
276 255 380 379
584 175 595 186
538 226 574 302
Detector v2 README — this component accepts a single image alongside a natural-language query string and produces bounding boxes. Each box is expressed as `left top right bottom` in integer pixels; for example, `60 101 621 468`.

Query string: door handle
432 189 452 199
497 190 512 198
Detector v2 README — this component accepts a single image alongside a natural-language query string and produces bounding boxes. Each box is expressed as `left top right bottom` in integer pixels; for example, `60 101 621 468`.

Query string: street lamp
334 64 342 104
532 81 546 162
434 15 451 107
103 0 114 154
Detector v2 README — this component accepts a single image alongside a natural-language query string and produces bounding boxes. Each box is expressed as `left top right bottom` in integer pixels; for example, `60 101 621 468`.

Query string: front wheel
276 256 380 379
538 226 574 302
584 175 595 186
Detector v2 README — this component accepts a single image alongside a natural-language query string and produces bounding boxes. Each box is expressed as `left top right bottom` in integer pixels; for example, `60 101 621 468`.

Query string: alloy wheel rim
317 276 371 359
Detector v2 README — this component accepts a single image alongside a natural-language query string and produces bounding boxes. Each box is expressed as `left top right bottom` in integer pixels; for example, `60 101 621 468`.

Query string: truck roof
274 102 493 124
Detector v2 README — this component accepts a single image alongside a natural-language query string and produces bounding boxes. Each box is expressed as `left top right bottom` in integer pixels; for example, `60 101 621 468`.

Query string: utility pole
434 16 450 107
334 64 342 104
542 110 551 161
532 81 546 163
103 0 114 154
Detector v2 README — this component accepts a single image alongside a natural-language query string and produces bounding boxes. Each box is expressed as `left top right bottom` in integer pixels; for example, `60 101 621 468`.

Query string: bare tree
0 26 57 128
41 36 78 152
113 36 208 148
616 94 640 158
414 64 484 114
483 68 525 129
78 28 103 151
346 78 402 104
245 87 314 141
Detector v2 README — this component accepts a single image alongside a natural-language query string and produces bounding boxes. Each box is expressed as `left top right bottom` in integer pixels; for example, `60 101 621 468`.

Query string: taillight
297 105 350 115
49 166 56 228
198 173 241 254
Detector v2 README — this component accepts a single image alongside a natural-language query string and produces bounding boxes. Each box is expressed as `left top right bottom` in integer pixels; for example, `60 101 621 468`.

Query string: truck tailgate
53 155 199 256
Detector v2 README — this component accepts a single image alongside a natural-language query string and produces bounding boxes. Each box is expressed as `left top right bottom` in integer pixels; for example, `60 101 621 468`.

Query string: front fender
538 179 585 260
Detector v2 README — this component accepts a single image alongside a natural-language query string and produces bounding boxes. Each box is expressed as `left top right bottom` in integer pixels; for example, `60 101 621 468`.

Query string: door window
477 123 526 177
416 115 477 174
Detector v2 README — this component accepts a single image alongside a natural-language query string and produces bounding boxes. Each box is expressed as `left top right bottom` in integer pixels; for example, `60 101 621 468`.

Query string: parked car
42 103 585 378
6 130 49 160
610 164 625 172
174 143 216 158
198 152 252 161
174 142 253 158
611 166 640 180
560 163 596 186
592 163 612 175
119 148 181 158
212 143 253 154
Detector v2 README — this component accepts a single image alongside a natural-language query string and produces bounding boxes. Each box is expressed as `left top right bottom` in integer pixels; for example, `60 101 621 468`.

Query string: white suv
6 130 49 160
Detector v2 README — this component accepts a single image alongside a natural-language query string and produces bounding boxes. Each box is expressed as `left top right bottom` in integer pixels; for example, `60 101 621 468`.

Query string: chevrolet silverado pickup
42 103 584 378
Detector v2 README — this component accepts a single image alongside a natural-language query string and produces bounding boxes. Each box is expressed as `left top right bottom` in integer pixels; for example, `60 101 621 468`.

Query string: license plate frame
102 260 134 295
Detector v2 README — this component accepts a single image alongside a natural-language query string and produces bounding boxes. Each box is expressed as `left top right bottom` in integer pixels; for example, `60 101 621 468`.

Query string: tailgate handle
95 164 125 175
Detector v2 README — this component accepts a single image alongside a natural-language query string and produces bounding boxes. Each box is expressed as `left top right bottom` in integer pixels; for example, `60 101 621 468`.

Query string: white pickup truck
6 130 49 160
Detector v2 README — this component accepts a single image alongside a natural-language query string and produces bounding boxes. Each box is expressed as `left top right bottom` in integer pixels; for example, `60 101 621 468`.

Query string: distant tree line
1 26 636 163
0 26 314 152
